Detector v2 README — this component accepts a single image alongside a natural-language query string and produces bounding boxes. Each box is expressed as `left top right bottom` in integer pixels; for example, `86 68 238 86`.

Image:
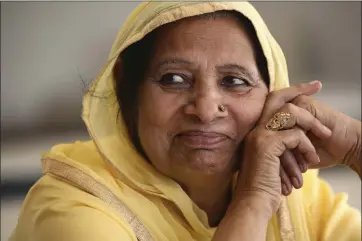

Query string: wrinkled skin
138 17 268 187
135 15 361 224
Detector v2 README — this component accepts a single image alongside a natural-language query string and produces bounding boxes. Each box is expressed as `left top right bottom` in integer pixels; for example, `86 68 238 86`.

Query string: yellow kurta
10 2 361 241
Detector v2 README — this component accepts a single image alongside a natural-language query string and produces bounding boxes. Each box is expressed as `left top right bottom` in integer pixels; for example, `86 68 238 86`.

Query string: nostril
218 105 226 112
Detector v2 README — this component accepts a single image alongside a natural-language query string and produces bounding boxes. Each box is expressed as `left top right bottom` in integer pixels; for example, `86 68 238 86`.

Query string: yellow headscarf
82 1 294 240
83 0 289 199
10 2 361 241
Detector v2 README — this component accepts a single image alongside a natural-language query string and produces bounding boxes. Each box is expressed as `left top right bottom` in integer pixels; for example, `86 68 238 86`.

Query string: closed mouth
176 131 229 149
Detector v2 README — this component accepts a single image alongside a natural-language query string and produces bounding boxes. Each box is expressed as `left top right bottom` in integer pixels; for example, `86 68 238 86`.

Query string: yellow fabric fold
10 2 361 241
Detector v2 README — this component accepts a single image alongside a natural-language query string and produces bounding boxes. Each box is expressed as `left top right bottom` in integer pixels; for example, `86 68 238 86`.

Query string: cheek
137 83 186 155
138 84 184 129
231 90 267 139
137 83 187 169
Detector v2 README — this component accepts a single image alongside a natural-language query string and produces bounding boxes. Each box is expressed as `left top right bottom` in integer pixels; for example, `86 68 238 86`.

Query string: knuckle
292 95 304 106
311 115 320 126
292 95 318 117
283 103 296 113
292 95 310 108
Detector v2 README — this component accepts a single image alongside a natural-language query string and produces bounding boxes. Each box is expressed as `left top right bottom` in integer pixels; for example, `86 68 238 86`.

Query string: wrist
229 193 276 220
351 121 361 175
213 194 271 241
345 119 361 175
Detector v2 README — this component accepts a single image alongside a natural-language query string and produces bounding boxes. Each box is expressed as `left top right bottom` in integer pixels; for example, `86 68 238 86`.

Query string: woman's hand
213 81 335 241
233 81 333 215
291 85 361 171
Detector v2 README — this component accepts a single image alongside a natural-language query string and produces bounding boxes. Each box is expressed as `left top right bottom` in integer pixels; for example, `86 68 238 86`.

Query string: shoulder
41 140 121 190
10 174 137 241
43 140 101 162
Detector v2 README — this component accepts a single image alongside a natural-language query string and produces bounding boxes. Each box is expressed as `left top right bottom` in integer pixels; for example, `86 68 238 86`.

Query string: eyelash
155 73 252 91
221 76 250 88
155 73 191 90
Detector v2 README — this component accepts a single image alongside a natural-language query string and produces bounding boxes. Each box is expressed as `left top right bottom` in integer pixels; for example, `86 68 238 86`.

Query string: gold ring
265 112 294 131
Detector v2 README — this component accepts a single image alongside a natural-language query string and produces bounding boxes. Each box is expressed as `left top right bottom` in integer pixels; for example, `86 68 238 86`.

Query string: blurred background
1 2 361 240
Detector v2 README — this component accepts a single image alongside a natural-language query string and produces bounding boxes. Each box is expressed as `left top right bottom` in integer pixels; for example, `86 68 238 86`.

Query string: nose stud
218 105 226 112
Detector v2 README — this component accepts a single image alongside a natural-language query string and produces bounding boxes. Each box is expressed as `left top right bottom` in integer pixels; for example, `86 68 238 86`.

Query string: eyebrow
154 59 258 81
155 58 193 70
216 63 256 80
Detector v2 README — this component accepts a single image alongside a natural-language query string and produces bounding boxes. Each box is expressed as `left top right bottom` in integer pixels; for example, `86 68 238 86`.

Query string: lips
176 131 229 149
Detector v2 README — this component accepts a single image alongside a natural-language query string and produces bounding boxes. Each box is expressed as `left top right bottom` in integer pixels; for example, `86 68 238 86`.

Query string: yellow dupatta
12 2 360 241
85 0 290 214
82 2 294 240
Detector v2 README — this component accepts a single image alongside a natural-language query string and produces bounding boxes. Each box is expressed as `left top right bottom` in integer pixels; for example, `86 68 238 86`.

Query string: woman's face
137 16 268 181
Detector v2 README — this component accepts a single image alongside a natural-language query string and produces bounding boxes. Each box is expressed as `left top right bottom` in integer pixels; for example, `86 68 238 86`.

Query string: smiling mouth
176 131 229 149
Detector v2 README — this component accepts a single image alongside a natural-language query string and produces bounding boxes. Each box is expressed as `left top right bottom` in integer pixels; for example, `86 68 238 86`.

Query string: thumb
302 80 322 96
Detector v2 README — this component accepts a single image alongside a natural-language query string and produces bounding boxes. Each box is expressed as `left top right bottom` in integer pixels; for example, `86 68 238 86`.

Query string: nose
184 84 228 123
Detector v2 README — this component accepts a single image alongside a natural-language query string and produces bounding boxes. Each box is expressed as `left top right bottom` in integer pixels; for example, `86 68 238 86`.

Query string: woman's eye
157 73 190 89
222 76 249 88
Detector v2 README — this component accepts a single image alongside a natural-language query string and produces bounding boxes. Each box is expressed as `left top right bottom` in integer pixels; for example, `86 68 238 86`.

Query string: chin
175 149 236 175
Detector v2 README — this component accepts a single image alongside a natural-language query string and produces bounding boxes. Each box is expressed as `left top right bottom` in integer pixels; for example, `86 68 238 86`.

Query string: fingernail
292 177 300 188
309 80 320 85
322 125 332 136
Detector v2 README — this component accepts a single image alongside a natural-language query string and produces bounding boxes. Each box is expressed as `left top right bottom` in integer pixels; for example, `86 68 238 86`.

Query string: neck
181 174 233 227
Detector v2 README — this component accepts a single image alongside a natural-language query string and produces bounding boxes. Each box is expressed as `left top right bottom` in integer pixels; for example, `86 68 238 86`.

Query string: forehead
151 16 256 65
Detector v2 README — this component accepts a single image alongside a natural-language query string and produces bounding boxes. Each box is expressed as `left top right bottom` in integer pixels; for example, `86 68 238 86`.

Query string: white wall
1 3 361 240
1 2 361 133
1 2 139 130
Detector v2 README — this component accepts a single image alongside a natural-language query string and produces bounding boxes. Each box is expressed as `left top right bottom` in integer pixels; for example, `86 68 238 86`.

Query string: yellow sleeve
34 205 135 241
305 171 361 241
9 175 137 241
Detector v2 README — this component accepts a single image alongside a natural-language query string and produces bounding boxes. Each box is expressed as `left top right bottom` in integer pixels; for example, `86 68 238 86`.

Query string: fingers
254 127 316 197
280 150 303 189
293 149 308 173
278 128 320 166
259 80 322 124
280 165 292 196
276 103 332 139
279 140 310 196
280 150 309 196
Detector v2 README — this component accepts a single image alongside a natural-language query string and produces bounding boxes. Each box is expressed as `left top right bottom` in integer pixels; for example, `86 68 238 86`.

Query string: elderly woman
10 2 361 241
